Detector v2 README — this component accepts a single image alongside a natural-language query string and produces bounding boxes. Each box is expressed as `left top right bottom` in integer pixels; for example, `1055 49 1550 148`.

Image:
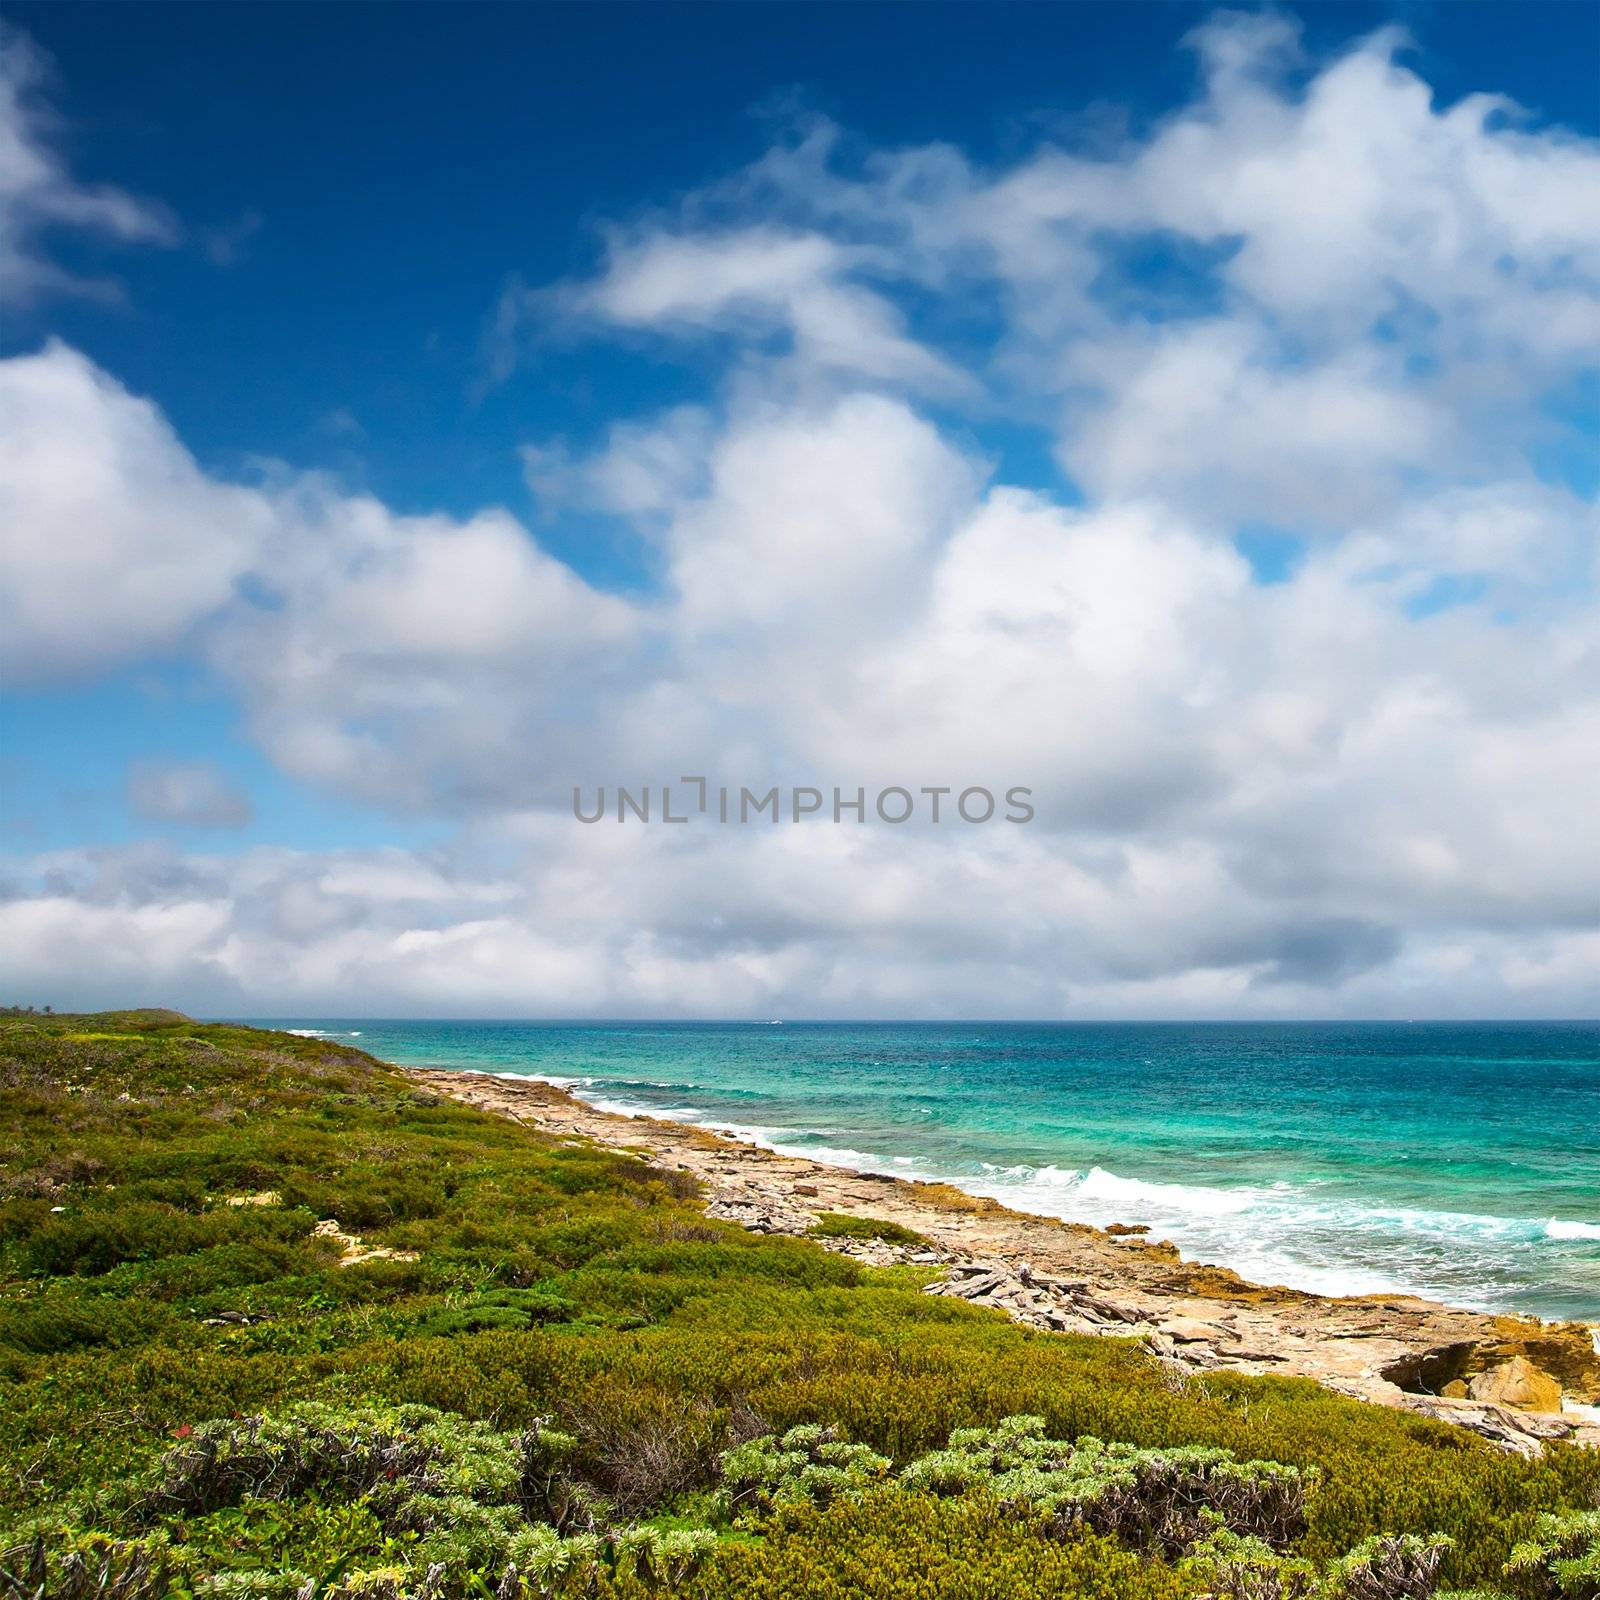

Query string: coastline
298 1019 1600 1324
407 1063 1600 1455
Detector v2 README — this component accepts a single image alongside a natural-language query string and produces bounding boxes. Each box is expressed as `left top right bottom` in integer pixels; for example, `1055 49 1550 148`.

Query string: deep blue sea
248 1020 1600 1321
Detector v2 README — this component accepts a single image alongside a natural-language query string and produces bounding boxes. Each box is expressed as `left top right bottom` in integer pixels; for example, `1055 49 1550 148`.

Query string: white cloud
0 342 270 681
1144 19 1600 334
612 15 1600 524
0 26 176 303
4 820 1596 1019
523 405 714 520
1059 321 1447 528
668 392 977 641
542 224 968 393
214 489 640 807
3 313 1596 1012
0 341 640 803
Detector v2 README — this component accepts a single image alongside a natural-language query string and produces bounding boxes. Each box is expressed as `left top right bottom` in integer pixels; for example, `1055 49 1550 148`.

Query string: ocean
253 1019 1600 1322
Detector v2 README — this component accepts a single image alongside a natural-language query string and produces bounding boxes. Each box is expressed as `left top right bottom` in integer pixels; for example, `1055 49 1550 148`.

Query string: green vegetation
1506 1511 1600 1596
2 1012 1598 1598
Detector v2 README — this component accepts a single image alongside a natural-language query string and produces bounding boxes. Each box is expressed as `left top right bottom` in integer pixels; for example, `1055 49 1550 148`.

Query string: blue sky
6 1 1595 524
1 2 1597 1017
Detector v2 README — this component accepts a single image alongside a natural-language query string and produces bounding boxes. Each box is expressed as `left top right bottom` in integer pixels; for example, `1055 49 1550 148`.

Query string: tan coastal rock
1467 1355 1563 1412
310 1216 420 1267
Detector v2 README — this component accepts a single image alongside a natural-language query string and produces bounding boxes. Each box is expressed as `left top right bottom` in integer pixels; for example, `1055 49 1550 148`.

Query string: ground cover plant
1 1013 1598 1598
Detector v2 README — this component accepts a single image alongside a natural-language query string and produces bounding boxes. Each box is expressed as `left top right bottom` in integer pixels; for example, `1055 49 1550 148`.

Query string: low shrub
629 1490 1202 1600
1330 1534 1455 1599
896 1412 1309 1556
1188 1527 1485 1600
718 1423 891 1517
0 1532 168 1600
1504 1509 1600 1598
407 1290 577 1338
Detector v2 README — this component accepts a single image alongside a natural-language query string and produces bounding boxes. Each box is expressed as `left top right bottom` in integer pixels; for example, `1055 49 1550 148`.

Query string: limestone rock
310 1216 419 1267
703 1187 815 1236
1159 1315 1233 1344
1467 1355 1563 1412
1401 1393 1574 1457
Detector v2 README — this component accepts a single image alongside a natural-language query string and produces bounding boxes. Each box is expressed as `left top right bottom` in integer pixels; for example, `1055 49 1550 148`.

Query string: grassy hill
1 1011 1596 1598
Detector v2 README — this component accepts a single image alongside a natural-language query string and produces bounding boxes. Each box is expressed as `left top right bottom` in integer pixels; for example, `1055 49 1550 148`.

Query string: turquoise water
254 1020 1600 1320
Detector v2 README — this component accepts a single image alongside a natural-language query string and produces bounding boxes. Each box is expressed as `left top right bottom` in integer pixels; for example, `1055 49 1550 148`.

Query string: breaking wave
1546 1219 1600 1242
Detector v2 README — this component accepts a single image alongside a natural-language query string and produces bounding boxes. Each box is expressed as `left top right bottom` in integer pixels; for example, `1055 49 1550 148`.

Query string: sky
0 0 1597 1019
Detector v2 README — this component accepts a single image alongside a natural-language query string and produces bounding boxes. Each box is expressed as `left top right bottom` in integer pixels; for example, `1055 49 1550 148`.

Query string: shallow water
251 1019 1600 1320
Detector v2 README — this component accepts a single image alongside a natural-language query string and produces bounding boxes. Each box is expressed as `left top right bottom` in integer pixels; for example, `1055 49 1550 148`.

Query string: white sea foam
1073 1164 1258 1217
588 1097 654 1120
476 1069 585 1089
1546 1219 1600 1241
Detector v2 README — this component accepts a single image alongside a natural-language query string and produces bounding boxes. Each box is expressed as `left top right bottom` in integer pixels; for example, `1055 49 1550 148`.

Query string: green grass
1 1012 1596 1598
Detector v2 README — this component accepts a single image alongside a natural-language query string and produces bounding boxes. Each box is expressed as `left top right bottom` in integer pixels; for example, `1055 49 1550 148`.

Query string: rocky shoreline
408 1066 1600 1456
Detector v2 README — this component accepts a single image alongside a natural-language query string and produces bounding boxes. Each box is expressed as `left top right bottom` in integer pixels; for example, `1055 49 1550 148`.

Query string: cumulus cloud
1058 321 1448 528
1 13 1597 1017
0 342 639 801
611 15 1600 525
0 26 176 303
214 490 640 809
0 342 271 681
